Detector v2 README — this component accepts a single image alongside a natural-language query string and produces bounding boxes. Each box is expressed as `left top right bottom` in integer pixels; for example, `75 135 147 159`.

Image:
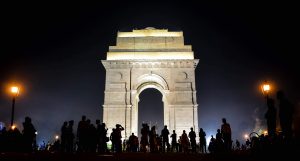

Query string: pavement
0 151 297 161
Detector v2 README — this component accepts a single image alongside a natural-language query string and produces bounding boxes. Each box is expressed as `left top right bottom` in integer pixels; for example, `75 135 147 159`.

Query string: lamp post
10 86 19 127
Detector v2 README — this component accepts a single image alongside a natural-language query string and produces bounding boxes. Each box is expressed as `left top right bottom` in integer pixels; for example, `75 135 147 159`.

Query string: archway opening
138 88 164 136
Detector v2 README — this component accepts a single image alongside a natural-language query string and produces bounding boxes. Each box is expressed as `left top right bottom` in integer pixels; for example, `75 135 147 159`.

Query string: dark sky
1 1 299 144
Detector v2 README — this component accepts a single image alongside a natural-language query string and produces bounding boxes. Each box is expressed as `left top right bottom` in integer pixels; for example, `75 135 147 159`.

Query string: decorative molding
102 59 199 69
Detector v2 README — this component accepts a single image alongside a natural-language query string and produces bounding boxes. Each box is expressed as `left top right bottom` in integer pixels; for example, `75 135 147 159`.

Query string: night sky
1 2 299 144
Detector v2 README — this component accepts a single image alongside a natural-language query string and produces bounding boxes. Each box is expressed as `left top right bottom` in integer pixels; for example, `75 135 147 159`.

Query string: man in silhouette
277 90 294 140
22 117 36 152
221 118 232 152
265 98 277 137
140 123 149 152
77 115 88 152
170 130 178 152
66 120 74 152
199 128 207 153
98 122 108 153
115 124 124 153
129 133 138 152
60 121 68 152
161 125 170 152
189 127 197 153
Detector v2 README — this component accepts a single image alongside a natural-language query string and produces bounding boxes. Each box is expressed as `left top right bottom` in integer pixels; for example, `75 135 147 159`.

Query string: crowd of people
0 117 37 152
0 91 296 155
0 115 239 154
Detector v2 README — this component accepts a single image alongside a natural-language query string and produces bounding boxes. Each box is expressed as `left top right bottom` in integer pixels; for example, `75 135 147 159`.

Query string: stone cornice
101 59 199 69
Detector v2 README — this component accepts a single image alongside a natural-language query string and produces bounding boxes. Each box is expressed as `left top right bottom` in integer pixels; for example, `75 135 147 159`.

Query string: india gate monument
101 27 199 139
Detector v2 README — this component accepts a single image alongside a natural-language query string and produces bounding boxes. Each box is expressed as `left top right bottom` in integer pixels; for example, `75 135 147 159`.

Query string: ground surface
0 152 297 161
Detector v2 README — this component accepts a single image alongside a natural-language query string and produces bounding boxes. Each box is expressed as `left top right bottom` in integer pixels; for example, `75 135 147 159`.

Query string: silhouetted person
161 125 170 152
265 98 277 137
277 90 294 140
208 135 216 153
51 139 60 152
66 120 74 152
98 122 108 153
199 128 207 153
181 130 190 153
110 128 116 152
77 115 88 152
129 133 138 152
245 139 251 148
170 130 178 152
7 127 22 152
189 127 196 153
215 129 224 153
235 140 240 150
149 126 157 152
140 123 149 152
61 121 68 152
115 124 124 153
178 136 182 152
88 120 97 152
96 120 101 152
0 127 7 152
84 119 95 152
22 117 36 152
156 134 162 152
221 118 232 152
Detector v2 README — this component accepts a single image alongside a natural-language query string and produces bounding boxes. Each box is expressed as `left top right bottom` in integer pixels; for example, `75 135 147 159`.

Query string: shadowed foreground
0 152 298 161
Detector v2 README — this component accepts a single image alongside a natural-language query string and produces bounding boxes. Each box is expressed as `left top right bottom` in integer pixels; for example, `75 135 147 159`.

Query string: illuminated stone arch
101 28 199 139
131 74 170 136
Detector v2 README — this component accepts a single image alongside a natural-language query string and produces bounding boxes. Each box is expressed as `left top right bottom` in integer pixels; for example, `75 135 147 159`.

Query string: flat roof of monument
117 28 183 37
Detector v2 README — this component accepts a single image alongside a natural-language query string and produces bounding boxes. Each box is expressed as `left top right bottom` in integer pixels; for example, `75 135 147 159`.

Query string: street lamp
261 81 271 98
10 86 19 127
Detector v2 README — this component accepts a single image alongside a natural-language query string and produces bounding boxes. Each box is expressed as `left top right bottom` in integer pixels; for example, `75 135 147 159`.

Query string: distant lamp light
264 130 268 135
263 84 270 93
55 135 59 140
35 131 38 135
244 134 249 139
11 125 16 130
261 81 271 97
11 86 20 95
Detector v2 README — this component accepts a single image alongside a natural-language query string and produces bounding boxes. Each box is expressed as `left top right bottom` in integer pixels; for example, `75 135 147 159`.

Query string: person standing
161 125 170 152
181 130 190 153
22 117 36 152
221 118 232 152
265 98 277 137
277 90 294 140
115 124 124 153
170 130 178 152
188 127 196 153
199 128 207 153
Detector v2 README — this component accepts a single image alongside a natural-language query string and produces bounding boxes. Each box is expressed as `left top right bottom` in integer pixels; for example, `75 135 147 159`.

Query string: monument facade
102 28 199 139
